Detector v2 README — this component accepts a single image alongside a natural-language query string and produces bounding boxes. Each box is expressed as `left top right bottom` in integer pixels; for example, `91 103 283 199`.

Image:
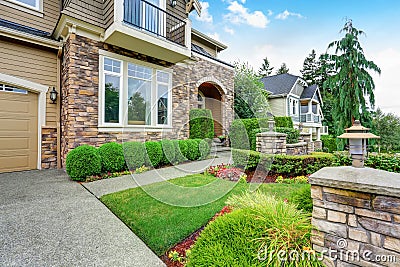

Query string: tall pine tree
276 63 289 74
300 49 319 85
258 57 274 77
324 19 381 149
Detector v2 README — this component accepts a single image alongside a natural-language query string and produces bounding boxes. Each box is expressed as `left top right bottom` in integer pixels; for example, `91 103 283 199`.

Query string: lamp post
338 120 380 168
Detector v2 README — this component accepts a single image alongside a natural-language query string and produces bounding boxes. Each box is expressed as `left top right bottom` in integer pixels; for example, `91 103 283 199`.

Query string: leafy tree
105 83 119 123
276 63 289 74
234 62 270 119
258 57 274 77
300 49 319 85
324 19 381 149
128 92 147 122
373 109 400 152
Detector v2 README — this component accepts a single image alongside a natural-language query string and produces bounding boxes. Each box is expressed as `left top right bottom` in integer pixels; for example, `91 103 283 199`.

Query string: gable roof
261 73 299 96
191 43 212 57
300 84 318 99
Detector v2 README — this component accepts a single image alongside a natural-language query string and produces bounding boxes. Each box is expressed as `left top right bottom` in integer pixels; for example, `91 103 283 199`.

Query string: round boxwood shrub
144 141 163 168
97 142 126 172
66 145 101 181
159 140 176 165
176 140 188 163
196 138 211 160
122 141 145 170
189 109 214 139
185 139 200 160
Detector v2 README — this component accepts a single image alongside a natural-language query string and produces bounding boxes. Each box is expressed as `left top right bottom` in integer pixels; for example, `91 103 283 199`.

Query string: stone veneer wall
286 142 307 155
256 132 287 154
309 167 400 267
61 34 234 165
41 127 57 169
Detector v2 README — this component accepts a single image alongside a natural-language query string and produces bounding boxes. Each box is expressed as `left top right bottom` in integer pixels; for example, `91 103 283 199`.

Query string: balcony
300 113 321 124
104 0 191 63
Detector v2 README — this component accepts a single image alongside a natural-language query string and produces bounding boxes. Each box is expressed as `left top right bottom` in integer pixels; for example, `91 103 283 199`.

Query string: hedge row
321 135 337 152
334 151 400 173
189 109 214 139
232 149 335 176
66 139 212 181
274 116 294 128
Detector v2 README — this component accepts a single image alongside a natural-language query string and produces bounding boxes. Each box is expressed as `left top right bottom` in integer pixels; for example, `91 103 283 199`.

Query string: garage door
0 87 38 173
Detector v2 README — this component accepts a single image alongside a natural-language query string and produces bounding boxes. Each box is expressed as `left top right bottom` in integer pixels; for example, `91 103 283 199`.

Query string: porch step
211 141 231 153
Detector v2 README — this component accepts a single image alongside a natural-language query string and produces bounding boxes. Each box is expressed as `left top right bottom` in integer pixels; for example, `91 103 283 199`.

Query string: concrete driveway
0 170 165 267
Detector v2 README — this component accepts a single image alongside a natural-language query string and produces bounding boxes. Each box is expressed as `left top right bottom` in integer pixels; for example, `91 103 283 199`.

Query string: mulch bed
160 206 232 267
245 169 281 183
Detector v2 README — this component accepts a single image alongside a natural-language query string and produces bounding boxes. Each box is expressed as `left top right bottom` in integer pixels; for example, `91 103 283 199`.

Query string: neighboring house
261 73 326 140
0 0 234 173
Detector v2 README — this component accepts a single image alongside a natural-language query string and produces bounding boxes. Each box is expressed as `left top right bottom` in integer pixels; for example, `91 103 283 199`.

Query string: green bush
66 145 102 181
229 118 269 150
123 141 146 170
159 140 176 165
232 149 335 176
97 142 126 173
185 139 200 161
274 116 293 128
198 138 212 160
289 185 313 213
249 128 269 151
144 141 163 168
321 135 337 152
366 153 400 173
275 127 300 144
175 140 188 163
189 109 214 139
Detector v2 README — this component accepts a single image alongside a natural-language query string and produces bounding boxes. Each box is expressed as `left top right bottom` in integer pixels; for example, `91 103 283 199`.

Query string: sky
190 0 400 116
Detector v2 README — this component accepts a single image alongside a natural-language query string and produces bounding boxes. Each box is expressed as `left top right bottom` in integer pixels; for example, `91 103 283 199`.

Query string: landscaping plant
97 142 126 172
66 145 102 181
189 109 214 139
122 141 146 170
144 141 163 168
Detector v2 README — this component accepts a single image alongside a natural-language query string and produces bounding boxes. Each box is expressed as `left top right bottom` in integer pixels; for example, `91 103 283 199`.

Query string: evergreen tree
276 63 289 74
258 57 274 77
324 19 381 149
300 49 319 85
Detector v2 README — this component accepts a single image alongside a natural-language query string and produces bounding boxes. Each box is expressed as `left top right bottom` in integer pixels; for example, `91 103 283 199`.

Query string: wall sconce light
49 87 58 104
338 120 380 168
170 0 177 7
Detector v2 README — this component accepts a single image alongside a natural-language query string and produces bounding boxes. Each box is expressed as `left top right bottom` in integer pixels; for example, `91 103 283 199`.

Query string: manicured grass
101 174 308 256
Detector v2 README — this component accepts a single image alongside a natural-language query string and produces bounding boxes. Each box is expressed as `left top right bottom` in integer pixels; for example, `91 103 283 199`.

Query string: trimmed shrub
229 118 269 150
198 138 212 160
189 109 214 139
232 149 335 176
122 141 146 170
274 116 293 128
144 141 163 168
366 153 400 173
97 142 126 172
275 127 300 144
185 139 200 161
289 185 313 213
321 135 337 152
175 140 188 163
159 140 176 165
66 145 101 181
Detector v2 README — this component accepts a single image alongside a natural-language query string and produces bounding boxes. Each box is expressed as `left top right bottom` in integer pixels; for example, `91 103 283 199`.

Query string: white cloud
275 10 304 20
207 32 221 42
224 26 235 35
267 10 273 16
196 1 213 23
224 1 269 28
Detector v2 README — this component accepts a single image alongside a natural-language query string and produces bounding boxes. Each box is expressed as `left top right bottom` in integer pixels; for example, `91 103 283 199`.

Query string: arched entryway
198 82 224 137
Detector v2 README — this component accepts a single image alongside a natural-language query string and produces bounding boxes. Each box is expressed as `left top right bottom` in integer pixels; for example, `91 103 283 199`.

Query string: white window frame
0 0 43 17
99 50 173 132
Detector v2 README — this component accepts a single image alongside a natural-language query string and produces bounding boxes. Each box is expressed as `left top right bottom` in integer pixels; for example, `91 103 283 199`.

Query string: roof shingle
261 73 299 96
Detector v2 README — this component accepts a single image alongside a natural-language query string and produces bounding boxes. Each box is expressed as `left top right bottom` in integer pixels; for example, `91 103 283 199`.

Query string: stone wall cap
256 132 287 137
310 166 400 197
286 142 307 148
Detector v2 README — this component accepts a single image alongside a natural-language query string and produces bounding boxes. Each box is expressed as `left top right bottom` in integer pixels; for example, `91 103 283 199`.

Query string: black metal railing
123 0 186 47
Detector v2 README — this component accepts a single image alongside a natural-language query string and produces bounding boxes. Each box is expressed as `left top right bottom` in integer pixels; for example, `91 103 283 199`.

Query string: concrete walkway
83 151 232 198
0 170 165 267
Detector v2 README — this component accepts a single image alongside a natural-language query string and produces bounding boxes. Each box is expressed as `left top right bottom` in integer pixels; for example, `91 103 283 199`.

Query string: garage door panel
0 91 38 173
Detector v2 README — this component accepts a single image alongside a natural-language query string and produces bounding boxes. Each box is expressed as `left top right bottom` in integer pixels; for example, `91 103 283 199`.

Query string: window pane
104 75 120 123
128 77 151 125
16 0 37 7
128 63 152 80
104 58 121 73
157 84 168 125
157 71 170 84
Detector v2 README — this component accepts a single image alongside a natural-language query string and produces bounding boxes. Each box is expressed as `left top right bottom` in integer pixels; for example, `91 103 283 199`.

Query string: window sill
0 0 43 17
98 125 173 133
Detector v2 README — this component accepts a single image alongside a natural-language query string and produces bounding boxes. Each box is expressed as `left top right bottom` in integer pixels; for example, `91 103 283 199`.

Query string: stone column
310 167 400 267
256 132 287 154
316 127 321 141
301 132 314 153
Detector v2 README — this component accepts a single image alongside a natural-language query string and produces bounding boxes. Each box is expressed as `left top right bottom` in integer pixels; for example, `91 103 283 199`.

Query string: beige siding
104 0 114 29
0 37 58 127
269 98 286 117
191 39 217 57
62 0 104 28
0 0 59 33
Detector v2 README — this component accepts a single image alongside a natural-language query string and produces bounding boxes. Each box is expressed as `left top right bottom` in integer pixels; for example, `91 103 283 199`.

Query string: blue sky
190 0 400 115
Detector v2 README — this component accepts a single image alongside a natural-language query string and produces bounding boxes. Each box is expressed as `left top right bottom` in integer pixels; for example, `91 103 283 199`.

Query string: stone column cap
286 142 307 148
310 166 400 197
256 132 287 137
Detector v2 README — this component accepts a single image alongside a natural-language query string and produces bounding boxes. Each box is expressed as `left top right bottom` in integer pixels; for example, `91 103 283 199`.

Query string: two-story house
261 73 326 141
0 0 234 173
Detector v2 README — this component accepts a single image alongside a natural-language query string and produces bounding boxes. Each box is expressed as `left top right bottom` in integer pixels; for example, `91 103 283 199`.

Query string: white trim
0 72 48 170
99 126 173 133
54 14 105 41
192 51 234 70
0 25 62 50
195 76 227 94
191 28 227 51
0 0 43 17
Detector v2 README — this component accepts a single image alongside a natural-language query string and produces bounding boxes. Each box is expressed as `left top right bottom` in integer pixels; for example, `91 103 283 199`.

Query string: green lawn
101 174 308 256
